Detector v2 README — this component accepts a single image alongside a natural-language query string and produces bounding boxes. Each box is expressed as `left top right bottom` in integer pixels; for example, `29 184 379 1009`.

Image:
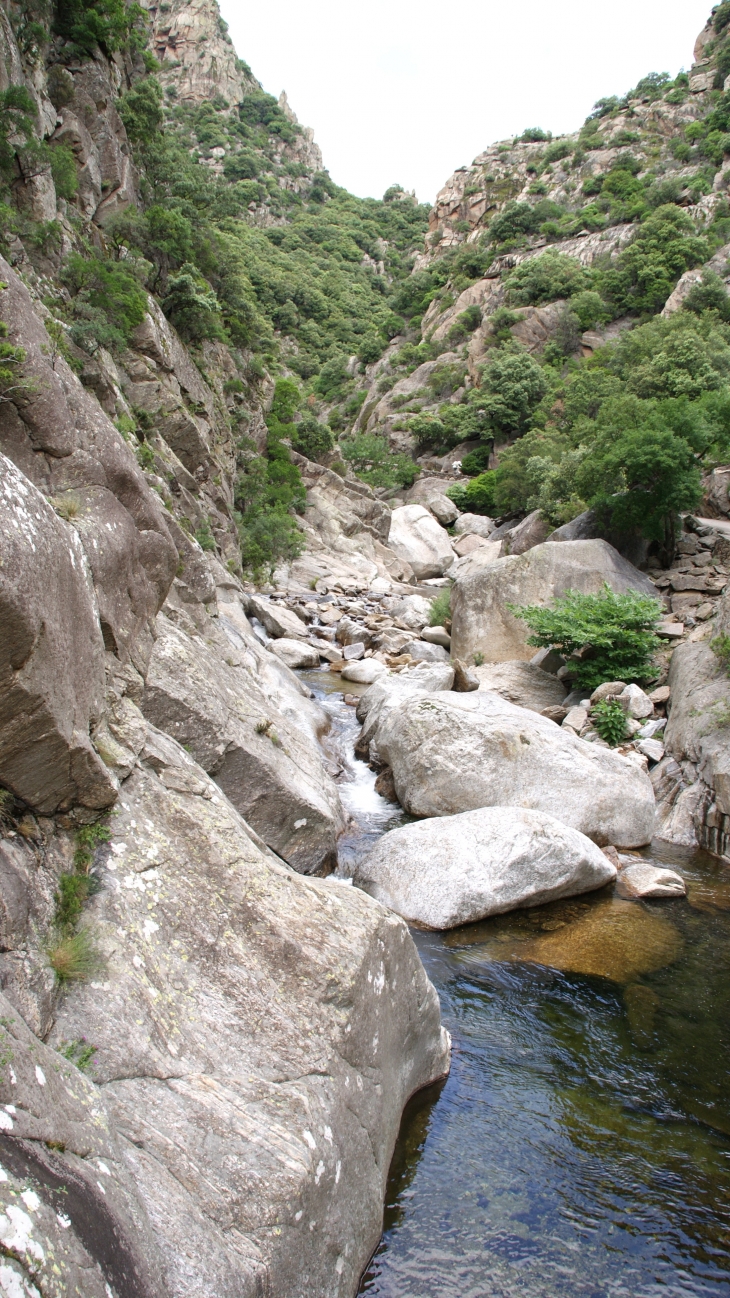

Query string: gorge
1 0 730 1294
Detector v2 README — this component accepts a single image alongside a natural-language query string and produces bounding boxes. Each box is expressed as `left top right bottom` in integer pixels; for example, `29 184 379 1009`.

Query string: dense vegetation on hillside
6 0 730 570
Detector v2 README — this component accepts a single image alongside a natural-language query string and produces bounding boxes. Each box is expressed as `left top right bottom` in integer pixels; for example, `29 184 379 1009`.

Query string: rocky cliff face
0 1 451 1294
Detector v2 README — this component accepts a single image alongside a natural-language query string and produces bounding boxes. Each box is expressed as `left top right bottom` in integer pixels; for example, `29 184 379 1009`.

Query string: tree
505 252 592 306
510 585 663 691
479 349 549 440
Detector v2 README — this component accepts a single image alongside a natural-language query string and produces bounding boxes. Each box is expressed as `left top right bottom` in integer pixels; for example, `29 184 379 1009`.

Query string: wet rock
247 595 308 640
374 766 399 802
354 806 616 929
450 541 658 666
268 638 321 669
387 505 455 580
513 897 683 982
474 661 567 713
375 690 656 847
616 862 686 899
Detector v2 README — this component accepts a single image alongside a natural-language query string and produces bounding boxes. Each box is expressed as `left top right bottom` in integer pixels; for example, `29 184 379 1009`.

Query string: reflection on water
361 852 730 1297
306 670 730 1296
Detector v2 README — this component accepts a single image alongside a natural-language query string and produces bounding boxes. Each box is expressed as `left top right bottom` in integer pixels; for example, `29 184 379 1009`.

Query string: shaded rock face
374 689 656 847
0 257 178 673
473 661 567 713
354 806 616 929
50 736 450 1298
141 612 345 874
0 456 116 813
450 540 658 666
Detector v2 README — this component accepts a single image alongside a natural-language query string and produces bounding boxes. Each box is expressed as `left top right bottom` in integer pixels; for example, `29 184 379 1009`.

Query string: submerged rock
512 897 684 982
354 806 616 929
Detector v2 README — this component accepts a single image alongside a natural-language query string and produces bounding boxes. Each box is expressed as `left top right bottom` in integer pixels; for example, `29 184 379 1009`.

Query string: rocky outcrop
450 540 659 666
0 456 116 813
49 731 450 1298
373 688 656 847
354 806 617 928
141 609 345 874
0 257 179 672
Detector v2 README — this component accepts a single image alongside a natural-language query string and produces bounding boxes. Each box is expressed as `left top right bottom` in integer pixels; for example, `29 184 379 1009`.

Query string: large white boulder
375 689 656 847
355 662 455 761
387 504 455 580
450 539 659 665
354 806 617 928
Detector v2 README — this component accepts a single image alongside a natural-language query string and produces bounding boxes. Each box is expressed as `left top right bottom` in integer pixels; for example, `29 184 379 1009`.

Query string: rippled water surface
305 671 730 1298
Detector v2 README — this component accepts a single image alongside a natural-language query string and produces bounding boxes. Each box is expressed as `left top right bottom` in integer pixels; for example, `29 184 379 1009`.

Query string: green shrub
194 519 216 551
429 587 451 627
162 263 225 342
291 414 333 461
136 441 155 469
118 78 163 145
447 470 497 516
460 445 492 476
478 349 549 439
592 699 628 746
505 252 592 306
53 0 145 56
510 585 663 691
340 433 417 489
61 250 148 350
49 143 78 200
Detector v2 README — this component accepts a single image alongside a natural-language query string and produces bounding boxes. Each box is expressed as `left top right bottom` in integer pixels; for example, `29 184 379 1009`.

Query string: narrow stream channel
303 669 730 1298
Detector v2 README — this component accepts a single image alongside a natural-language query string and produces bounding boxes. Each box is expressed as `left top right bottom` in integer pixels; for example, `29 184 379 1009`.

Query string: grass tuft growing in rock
47 928 103 984
429 588 451 627
47 821 108 986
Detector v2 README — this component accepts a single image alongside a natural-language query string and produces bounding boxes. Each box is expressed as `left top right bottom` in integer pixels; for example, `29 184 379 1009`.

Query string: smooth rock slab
248 595 308 640
616 863 687 899
375 689 656 847
51 732 450 1298
354 806 617 929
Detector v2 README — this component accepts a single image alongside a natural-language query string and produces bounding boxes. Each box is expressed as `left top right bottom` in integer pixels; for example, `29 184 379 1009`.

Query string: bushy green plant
478 349 549 440
340 433 417 489
61 250 148 351
592 699 628 746
194 519 216 551
53 0 145 56
505 253 592 307
162 263 224 342
290 414 333 461
429 587 451 627
447 470 497 516
460 445 492 476
510 585 663 691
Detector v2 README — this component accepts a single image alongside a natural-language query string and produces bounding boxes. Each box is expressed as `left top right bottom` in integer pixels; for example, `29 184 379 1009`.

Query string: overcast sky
218 0 713 205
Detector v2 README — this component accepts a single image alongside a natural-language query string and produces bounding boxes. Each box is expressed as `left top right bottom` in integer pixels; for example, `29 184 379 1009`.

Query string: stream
302 669 730 1298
